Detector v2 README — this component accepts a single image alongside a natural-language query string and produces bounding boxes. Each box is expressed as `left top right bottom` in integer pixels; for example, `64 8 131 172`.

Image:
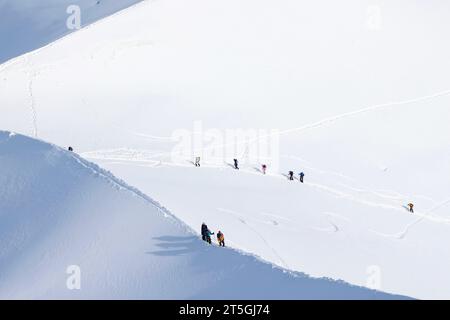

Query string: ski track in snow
27 78 38 138
217 208 290 269
148 92 450 165
312 220 339 233
337 183 440 207
335 183 440 208
336 183 405 201
76 87 450 163
273 88 450 139
111 124 176 142
312 212 342 233
25 57 38 138
258 211 293 223
375 198 450 240
324 211 351 223
280 154 356 182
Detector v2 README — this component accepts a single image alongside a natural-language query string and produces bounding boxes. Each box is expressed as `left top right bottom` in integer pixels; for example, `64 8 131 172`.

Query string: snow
0 131 402 299
1 0 450 299
0 0 143 64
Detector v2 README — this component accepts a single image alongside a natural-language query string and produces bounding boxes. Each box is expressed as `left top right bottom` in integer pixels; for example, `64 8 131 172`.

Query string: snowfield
0 131 402 299
1 0 450 299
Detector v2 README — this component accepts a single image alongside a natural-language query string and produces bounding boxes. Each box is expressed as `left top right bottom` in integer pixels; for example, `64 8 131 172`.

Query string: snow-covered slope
1 0 450 299
0 0 143 63
0 131 401 299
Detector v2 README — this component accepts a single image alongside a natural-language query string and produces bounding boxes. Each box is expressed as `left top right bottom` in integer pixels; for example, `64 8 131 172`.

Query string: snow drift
0 131 402 299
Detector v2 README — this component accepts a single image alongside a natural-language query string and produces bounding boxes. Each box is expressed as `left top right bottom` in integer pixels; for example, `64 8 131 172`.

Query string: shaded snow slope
0 0 143 63
1 0 450 299
0 131 403 299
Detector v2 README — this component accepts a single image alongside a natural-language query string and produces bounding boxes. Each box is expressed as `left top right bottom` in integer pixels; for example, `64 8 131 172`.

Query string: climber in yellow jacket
217 231 225 247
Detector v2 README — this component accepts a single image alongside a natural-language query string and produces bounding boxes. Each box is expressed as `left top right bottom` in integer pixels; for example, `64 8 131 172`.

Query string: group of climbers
288 170 305 183
201 222 225 247
194 157 306 183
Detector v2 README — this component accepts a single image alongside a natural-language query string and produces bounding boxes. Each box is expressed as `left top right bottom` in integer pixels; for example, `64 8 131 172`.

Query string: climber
217 231 225 247
205 229 214 245
195 156 201 167
299 172 305 183
233 159 239 170
201 222 208 242
261 164 267 175
201 222 214 244
288 171 294 181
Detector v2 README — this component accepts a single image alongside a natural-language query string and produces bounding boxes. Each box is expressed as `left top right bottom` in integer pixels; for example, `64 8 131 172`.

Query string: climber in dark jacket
299 172 305 183
288 171 294 181
201 223 208 241
233 159 239 170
